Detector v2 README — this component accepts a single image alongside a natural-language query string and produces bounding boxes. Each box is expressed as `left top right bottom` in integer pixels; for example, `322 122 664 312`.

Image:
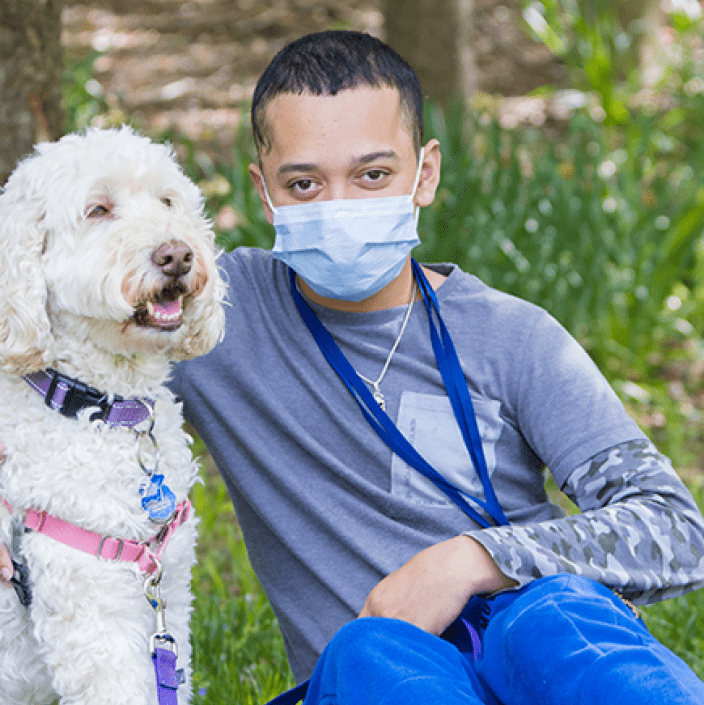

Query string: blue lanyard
288 260 509 529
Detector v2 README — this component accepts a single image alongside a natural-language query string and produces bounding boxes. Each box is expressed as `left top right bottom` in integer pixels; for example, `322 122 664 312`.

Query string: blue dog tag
140 473 177 524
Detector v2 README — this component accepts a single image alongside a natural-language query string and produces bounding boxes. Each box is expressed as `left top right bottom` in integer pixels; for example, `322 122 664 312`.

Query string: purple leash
153 645 180 705
145 570 184 704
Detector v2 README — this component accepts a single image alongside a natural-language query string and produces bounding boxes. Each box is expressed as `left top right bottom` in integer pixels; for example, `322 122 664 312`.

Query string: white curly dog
0 127 225 704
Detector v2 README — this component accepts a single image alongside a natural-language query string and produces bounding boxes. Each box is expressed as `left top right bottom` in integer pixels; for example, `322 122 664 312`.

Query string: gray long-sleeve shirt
170 247 704 681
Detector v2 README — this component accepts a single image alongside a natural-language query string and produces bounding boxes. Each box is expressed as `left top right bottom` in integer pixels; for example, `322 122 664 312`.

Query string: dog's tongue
153 300 181 318
148 298 183 328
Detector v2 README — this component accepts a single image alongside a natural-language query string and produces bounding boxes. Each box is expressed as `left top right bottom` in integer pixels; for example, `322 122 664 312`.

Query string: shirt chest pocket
390 391 503 507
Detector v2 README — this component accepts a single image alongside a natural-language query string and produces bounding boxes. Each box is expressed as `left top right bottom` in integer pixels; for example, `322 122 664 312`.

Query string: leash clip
144 569 178 657
44 368 112 422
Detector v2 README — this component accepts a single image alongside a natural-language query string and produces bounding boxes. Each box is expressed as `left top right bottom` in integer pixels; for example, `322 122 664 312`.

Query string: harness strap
3 497 190 576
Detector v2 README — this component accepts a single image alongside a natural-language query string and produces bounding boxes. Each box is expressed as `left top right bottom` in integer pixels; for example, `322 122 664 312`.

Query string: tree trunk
383 0 569 103
0 0 64 185
382 0 465 104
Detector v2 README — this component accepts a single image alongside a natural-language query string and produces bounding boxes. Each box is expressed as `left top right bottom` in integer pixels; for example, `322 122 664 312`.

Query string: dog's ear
0 155 55 376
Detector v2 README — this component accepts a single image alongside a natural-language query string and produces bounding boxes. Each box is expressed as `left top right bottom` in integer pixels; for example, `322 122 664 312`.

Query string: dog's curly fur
0 127 226 704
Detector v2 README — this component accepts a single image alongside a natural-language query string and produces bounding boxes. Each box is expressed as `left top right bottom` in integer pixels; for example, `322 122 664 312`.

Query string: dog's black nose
152 240 193 277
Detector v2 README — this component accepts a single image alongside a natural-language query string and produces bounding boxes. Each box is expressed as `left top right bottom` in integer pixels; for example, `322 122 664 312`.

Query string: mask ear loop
259 175 279 216
410 150 425 224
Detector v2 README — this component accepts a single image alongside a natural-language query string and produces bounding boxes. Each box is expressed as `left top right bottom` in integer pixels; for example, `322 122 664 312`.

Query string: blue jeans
302 575 704 705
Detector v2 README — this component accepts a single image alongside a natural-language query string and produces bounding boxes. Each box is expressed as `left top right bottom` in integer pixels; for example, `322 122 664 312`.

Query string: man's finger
0 545 13 585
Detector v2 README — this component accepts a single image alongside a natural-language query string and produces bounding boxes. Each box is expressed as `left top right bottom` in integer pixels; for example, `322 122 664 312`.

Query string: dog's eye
161 196 174 208
86 204 111 218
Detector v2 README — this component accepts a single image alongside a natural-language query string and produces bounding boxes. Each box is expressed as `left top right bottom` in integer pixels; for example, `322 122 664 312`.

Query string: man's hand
0 442 11 585
358 535 517 635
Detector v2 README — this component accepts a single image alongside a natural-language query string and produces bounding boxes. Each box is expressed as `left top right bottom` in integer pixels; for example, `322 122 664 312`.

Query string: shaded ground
61 0 386 144
61 0 566 145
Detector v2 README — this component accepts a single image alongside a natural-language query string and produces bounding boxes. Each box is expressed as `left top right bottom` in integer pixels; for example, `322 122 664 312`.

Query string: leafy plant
519 0 638 124
418 100 704 377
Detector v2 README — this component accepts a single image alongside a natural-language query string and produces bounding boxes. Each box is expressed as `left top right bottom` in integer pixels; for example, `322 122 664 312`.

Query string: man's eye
291 179 316 193
360 169 390 186
86 204 111 218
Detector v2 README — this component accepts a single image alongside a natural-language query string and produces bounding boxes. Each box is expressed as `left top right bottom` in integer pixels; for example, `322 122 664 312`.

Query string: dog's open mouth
133 291 185 331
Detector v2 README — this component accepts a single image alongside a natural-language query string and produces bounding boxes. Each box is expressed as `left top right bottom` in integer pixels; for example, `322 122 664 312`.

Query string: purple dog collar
24 368 154 429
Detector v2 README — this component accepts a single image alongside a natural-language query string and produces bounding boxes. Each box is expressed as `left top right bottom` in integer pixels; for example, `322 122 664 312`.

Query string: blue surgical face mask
262 154 424 301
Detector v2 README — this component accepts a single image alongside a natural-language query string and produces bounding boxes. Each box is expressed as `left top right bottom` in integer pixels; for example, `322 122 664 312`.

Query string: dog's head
0 126 226 376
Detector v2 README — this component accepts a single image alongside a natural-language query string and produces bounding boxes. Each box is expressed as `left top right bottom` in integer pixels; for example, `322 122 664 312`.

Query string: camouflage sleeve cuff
465 439 704 604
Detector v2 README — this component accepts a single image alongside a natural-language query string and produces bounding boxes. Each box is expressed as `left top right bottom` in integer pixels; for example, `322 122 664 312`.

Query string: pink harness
2 496 191 576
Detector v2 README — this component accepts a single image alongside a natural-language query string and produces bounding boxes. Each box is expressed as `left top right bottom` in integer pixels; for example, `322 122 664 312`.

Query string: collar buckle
45 368 113 422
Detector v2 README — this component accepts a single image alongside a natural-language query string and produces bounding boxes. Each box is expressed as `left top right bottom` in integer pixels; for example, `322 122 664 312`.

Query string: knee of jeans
323 618 399 668
498 575 636 657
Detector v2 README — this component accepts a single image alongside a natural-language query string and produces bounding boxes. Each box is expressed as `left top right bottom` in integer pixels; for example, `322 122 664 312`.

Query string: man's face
249 86 440 223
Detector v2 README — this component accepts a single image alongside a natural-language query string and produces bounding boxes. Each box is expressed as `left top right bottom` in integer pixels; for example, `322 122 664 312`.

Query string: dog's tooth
147 301 154 316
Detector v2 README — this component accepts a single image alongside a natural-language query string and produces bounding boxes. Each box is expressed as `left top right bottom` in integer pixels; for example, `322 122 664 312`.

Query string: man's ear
414 139 442 208
248 163 274 225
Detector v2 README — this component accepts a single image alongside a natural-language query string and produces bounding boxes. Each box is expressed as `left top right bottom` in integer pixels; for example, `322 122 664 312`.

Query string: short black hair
251 31 424 156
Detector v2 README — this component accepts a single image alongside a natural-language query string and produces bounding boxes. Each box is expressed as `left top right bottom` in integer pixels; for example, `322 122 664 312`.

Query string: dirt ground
61 0 388 144
60 0 566 146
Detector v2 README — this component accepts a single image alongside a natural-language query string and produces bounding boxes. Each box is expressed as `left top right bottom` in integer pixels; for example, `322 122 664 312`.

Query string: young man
183 31 704 703
3 30 704 703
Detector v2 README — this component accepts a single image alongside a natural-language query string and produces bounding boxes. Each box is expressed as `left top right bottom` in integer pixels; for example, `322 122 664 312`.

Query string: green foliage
61 50 111 131
643 589 704 679
417 100 704 377
520 0 637 124
190 573 294 704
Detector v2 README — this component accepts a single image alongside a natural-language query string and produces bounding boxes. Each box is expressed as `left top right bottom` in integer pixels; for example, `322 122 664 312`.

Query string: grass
188 438 295 704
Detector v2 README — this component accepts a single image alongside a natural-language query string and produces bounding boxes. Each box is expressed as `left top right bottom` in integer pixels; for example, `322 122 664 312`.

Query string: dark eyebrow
276 150 400 176
277 162 318 176
356 150 399 164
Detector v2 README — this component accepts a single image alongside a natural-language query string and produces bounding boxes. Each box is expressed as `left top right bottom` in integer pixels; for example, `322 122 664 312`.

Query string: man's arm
358 438 704 635
467 438 704 604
